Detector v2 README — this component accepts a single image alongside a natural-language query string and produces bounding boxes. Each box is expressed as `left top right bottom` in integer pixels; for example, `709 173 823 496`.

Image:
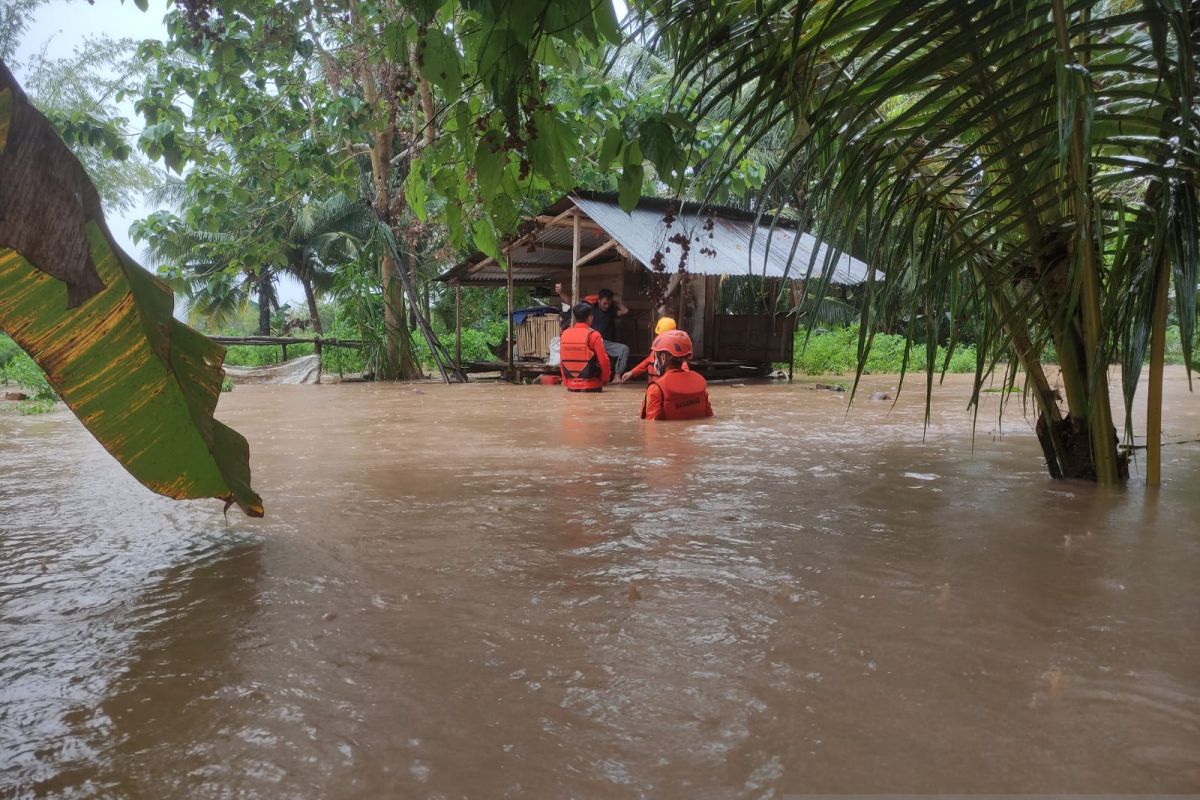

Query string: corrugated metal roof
572 195 877 285
461 264 562 284
437 193 879 286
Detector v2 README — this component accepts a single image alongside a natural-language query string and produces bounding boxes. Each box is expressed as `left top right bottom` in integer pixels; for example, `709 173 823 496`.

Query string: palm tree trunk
301 273 323 334
1146 251 1171 485
961 55 1112 482
1052 0 1121 484
257 275 271 336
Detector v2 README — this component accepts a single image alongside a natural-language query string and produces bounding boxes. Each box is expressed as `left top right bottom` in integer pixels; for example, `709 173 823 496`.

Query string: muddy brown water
1 370 1198 798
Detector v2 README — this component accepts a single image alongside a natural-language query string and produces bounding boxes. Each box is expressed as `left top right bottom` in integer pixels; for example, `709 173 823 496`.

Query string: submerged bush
17 398 57 415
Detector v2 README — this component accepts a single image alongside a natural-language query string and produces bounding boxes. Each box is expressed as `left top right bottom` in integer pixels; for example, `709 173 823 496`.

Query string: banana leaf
0 60 262 517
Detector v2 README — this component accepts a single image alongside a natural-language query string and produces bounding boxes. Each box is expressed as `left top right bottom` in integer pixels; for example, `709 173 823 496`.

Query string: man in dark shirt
554 284 630 377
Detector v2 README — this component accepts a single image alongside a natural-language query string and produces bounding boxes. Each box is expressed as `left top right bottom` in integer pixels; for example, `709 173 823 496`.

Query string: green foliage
410 327 499 368
21 35 161 212
401 22 774 246
0 333 20 370
222 345 280 368
326 252 385 375
0 0 48 63
16 398 56 415
637 0 1199 481
321 343 367 376
135 185 372 336
125 0 775 382
1 345 56 400
1163 326 1192 366
793 326 977 376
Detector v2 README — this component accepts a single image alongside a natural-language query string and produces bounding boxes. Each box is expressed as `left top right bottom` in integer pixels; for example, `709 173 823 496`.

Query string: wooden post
690 276 706 357
677 274 686 328
281 343 288 362
788 327 796 383
506 254 515 381
1146 256 1170 485
571 210 581 308
454 282 463 367
700 277 710 362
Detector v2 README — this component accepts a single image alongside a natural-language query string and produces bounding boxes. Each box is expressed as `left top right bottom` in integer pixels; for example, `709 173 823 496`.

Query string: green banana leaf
0 62 262 517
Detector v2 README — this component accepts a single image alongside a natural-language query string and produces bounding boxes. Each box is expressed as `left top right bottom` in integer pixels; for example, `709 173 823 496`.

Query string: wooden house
437 192 878 380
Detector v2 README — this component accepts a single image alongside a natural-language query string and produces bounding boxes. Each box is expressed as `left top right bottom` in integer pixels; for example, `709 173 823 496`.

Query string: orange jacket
641 368 713 420
628 354 689 379
628 353 657 379
560 322 611 390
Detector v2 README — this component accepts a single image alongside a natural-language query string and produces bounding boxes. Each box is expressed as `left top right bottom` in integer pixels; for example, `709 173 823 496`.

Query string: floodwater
1 369 1198 798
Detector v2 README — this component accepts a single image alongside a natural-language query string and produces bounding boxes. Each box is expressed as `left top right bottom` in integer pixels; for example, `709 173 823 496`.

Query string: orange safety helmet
654 317 677 335
650 329 693 358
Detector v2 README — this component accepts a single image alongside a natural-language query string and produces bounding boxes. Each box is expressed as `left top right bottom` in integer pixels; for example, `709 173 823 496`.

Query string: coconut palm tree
140 182 374 337
140 216 281 336
287 192 376 335
636 0 1198 483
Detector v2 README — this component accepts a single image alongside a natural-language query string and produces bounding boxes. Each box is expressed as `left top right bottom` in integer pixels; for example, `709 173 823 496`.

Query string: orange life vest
641 368 713 419
560 323 610 391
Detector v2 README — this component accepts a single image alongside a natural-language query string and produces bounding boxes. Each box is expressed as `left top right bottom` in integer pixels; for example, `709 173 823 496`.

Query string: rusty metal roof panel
458 264 562 285
437 192 879 286
503 243 573 266
571 195 878 285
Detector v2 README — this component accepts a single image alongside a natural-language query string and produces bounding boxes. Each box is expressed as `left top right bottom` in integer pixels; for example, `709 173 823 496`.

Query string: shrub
222 344 282 367
0 335 21 370
410 326 501 368
793 325 979 376
1 350 56 400
17 398 56 415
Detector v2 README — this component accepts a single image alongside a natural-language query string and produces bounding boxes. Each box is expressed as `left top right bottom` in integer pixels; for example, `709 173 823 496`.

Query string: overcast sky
13 0 168 259
11 0 308 306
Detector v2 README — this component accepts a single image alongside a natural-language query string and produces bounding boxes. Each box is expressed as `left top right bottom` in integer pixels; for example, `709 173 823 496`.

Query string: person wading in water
640 330 713 420
620 317 682 383
559 303 611 392
556 284 630 378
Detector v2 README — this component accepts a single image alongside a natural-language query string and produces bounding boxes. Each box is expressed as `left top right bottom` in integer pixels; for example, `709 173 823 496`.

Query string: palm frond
792 295 860 328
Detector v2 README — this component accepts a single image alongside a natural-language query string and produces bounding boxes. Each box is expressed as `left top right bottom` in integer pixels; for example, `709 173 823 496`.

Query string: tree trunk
1146 249 1171 486
257 274 272 336
1032 314 1127 482
351 2 422 380
1035 412 1126 482
379 249 404 379
301 272 323 335
1051 0 1121 484
398 229 423 378
301 271 324 377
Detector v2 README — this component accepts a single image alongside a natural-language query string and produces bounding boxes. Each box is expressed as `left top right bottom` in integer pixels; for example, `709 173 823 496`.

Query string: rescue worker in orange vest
559 302 611 392
641 330 714 420
619 317 685 383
